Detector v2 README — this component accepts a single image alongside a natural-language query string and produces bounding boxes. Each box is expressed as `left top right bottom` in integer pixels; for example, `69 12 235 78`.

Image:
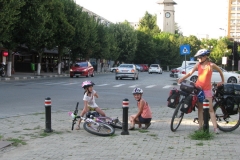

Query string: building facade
228 0 240 41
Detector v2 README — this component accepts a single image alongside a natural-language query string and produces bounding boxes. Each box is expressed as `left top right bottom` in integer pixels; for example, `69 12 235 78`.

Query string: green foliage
189 130 214 140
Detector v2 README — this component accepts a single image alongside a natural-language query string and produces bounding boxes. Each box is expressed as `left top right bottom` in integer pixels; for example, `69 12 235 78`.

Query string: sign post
180 44 191 73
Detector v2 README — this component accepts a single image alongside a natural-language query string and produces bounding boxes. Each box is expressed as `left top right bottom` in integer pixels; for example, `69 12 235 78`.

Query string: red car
140 64 149 72
70 62 94 78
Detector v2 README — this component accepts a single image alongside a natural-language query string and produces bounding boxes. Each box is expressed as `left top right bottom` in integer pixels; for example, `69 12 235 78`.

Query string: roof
157 0 177 5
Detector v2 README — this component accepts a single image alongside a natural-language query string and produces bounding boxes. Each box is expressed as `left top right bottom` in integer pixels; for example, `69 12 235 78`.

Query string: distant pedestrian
129 88 152 130
61 61 65 73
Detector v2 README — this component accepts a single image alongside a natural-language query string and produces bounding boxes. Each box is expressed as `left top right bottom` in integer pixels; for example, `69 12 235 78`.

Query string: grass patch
138 130 149 133
0 135 3 140
168 146 174 149
110 134 117 138
32 112 44 116
196 142 204 146
189 130 214 140
6 138 26 146
148 134 157 137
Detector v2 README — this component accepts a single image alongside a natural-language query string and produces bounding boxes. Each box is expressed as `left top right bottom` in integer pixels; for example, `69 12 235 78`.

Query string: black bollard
121 98 129 135
44 97 53 133
203 99 209 132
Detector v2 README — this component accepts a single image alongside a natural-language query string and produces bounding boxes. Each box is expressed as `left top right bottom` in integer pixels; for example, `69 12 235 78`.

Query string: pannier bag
224 96 238 115
167 89 180 109
180 80 195 94
222 83 240 95
180 94 197 114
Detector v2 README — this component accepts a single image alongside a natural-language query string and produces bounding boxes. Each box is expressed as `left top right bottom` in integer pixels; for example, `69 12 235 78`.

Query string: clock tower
157 0 177 34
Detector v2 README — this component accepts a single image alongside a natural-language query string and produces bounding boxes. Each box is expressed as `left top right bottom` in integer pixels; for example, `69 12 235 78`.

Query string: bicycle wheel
214 101 240 132
170 101 184 132
83 121 115 136
71 102 79 131
97 117 122 129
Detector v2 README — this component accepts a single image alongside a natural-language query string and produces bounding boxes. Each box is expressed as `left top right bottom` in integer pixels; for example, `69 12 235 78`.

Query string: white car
148 64 162 74
115 64 139 80
174 65 196 78
178 66 240 83
110 67 118 72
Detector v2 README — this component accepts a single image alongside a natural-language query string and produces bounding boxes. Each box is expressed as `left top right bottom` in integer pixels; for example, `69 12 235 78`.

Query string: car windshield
119 64 133 68
151 64 158 67
74 62 87 67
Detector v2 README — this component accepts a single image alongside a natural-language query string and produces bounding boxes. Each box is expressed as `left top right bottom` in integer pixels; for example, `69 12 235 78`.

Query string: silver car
115 64 139 80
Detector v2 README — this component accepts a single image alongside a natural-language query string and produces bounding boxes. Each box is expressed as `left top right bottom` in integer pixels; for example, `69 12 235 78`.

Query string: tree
138 12 161 35
0 0 25 76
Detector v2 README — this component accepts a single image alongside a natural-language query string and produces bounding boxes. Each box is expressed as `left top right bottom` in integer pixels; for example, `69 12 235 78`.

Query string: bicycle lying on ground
170 80 240 132
69 102 115 136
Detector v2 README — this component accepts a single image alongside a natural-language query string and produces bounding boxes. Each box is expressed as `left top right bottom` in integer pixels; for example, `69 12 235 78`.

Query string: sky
75 0 228 39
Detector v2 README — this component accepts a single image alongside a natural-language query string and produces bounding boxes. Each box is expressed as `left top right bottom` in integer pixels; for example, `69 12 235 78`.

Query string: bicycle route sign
180 44 190 55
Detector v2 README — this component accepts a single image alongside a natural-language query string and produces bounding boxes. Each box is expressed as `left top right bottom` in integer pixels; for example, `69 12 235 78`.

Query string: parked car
140 64 148 72
135 64 143 72
70 61 94 78
174 64 196 78
148 64 162 74
170 67 181 77
178 66 240 83
110 67 118 72
115 64 139 80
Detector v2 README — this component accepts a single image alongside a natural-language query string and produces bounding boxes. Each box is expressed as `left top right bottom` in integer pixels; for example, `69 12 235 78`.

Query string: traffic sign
180 44 190 55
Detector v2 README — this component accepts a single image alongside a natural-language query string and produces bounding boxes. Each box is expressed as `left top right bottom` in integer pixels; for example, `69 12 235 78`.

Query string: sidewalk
0 71 111 81
0 106 240 160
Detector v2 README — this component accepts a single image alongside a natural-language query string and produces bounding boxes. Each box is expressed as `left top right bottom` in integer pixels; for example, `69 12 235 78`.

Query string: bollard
44 97 53 133
203 99 209 132
121 98 129 135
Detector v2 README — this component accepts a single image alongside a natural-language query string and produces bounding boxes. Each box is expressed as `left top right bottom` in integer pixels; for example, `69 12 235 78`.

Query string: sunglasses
197 55 204 59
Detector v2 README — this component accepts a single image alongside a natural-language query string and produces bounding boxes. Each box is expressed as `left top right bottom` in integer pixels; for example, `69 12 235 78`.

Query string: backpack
180 94 197 114
167 89 180 109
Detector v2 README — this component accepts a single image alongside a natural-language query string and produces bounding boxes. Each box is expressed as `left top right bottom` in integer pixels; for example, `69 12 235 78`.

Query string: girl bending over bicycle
76 80 106 130
178 49 224 134
129 88 152 130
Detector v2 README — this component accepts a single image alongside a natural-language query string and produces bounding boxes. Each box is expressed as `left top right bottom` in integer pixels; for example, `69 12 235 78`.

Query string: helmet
132 88 143 94
194 49 210 57
82 80 95 89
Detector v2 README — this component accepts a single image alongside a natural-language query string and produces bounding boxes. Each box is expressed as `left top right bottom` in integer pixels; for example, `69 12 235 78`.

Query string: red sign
2 51 8 57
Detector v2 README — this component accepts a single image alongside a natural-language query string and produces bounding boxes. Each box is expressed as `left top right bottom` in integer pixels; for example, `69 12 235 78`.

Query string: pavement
0 105 240 160
1 71 240 159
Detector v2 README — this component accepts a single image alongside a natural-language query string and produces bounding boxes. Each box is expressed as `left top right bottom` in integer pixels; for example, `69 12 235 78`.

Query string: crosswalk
0 81 179 89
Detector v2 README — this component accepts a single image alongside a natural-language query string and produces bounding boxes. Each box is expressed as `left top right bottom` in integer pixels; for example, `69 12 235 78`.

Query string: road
0 72 178 118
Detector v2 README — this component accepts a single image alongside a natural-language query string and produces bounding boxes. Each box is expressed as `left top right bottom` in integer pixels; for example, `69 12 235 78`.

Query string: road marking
129 85 139 88
44 82 67 85
113 84 125 87
163 85 173 88
62 82 79 85
145 85 156 88
96 84 108 86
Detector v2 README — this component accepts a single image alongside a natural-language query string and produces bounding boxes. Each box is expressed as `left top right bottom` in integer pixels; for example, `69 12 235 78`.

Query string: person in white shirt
76 81 106 130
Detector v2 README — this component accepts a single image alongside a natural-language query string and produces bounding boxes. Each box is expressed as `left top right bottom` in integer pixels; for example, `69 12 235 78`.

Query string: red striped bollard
121 98 129 135
203 99 209 132
44 97 53 133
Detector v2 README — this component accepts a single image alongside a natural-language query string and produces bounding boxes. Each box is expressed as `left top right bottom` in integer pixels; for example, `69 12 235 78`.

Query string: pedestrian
76 80 106 130
178 49 224 134
61 61 65 73
129 88 152 130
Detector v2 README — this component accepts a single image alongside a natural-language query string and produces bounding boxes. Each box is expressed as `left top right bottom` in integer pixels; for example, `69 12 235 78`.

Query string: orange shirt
137 99 152 118
195 62 212 90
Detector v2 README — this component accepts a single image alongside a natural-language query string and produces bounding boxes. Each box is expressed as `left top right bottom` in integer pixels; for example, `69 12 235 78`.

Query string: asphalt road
0 72 178 118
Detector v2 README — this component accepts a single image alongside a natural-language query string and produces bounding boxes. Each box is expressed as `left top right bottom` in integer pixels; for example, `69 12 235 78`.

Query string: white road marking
163 85 173 88
129 85 139 88
145 85 156 88
96 84 108 86
113 84 125 87
62 82 79 85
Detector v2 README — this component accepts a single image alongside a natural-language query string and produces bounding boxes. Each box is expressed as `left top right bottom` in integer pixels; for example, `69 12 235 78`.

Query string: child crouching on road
129 88 152 130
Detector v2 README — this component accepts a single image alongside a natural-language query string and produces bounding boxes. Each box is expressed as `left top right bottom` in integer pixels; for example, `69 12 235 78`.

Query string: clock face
165 12 171 18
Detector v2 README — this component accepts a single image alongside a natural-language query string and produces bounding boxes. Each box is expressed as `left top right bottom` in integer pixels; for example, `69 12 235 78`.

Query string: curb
0 72 112 81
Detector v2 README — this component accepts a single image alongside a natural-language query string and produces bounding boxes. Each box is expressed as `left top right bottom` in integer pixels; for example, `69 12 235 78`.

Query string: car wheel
70 76 73 78
133 76 136 80
227 77 237 83
115 77 118 80
91 71 94 77
120 78 122 80
190 76 198 83
112 69 116 73
136 76 139 80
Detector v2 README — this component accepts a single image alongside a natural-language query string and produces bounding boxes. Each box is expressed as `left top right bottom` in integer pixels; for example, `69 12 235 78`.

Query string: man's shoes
142 123 151 129
128 126 135 130
214 128 220 134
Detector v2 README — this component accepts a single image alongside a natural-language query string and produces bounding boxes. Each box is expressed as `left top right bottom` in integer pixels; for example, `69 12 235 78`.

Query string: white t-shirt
83 90 98 108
